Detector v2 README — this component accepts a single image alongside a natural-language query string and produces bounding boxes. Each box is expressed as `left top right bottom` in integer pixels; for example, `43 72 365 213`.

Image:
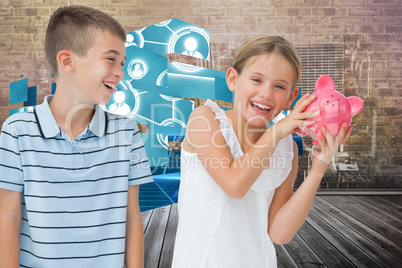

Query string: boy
0 6 153 267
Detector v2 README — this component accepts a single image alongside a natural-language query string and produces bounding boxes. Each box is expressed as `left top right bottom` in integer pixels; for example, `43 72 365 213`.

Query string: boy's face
71 31 126 105
228 53 298 128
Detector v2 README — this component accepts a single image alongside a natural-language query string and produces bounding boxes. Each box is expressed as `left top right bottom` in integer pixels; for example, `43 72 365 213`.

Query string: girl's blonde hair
233 36 301 88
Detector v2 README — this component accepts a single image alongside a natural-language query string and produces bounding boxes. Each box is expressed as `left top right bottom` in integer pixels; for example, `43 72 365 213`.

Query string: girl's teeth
252 101 270 110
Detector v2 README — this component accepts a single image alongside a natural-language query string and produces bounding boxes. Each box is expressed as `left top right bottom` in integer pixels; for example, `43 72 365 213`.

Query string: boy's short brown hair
45 5 126 78
233 36 301 89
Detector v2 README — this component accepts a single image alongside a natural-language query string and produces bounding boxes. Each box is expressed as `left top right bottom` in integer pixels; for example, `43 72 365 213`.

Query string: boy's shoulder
1 110 36 135
104 111 139 132
4 109 36 123
105 111 130 121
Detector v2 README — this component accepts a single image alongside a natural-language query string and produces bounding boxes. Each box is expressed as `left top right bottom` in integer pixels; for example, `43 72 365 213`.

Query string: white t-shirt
172 100 294 268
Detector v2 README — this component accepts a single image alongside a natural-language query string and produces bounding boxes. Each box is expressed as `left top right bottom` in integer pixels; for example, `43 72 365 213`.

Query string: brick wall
1 0 401 188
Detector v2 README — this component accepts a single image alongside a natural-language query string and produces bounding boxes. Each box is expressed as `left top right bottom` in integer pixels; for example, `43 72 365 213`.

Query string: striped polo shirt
0 96 153 267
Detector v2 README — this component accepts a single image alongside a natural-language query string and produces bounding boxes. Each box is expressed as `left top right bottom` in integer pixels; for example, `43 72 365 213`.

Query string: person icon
132 63 143 77
125 34 137 47
128 60 146 79
108 91 131 116
182 37 203 58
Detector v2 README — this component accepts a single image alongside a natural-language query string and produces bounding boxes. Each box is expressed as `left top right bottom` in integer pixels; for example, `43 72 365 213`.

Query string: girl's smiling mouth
250 101 271 114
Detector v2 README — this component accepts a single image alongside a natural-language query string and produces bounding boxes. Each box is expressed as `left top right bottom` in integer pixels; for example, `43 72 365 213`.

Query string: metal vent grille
295 44 344 94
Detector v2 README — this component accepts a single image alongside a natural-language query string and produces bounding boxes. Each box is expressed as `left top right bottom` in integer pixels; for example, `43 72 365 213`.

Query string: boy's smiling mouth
250 101 271 113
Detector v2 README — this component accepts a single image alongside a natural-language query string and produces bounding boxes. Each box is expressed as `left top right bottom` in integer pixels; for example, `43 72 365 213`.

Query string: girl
172 36 352 267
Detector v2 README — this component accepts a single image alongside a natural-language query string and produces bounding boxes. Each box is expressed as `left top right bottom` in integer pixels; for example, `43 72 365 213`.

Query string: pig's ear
347 96 364 116
315 75 335 93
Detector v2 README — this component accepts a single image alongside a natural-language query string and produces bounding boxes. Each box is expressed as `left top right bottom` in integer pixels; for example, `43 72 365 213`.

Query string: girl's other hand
311 123 353 172
275 93 319 140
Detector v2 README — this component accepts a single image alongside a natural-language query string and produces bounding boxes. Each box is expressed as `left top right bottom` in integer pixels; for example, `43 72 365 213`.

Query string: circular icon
168 27 210 60
155 19 172 27
125 30 145 48
156 70 168 87
127 60 147 80
102 81 139 118
160 94 181 102
156 118 186 149
168 27 210 72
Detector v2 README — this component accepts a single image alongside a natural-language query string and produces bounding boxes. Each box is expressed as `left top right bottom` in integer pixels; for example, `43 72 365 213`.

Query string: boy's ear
226 67 238 92
285 87 299 108
57 50 74 74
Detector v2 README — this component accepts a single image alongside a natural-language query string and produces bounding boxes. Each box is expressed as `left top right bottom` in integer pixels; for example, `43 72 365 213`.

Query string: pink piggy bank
296 75 364 148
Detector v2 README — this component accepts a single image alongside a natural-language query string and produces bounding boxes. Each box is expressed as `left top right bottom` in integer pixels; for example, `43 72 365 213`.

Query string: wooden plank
308 204 381 267
144 205 171 268
359 196 402 220
159 204 179 268
313 198 401 267
142 209 153 232
283 232 325 267
314 197 402 263
141 196 402 268
322 196 402 246
298 216 354 267
274 244 298 268
377 195 402 209
337 195 402 231
317 190 402 195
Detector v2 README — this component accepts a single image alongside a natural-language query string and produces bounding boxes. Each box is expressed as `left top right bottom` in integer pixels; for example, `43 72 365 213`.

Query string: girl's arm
0 188 22 268
267 124 352 244
184 94 318 199
125 185 144 268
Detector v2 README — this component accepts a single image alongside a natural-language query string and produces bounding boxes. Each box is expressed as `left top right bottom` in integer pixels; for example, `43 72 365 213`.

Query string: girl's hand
312 123 353 172
275 93 319 140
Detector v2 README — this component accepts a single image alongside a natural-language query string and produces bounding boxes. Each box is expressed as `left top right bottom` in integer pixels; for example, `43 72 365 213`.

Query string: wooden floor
142 195 402 268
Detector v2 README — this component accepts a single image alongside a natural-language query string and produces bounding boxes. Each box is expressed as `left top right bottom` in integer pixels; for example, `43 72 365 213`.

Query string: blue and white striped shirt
0 96 153 267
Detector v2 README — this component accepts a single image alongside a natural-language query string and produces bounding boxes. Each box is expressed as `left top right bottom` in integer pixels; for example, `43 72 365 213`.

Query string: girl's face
227 53 299 128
